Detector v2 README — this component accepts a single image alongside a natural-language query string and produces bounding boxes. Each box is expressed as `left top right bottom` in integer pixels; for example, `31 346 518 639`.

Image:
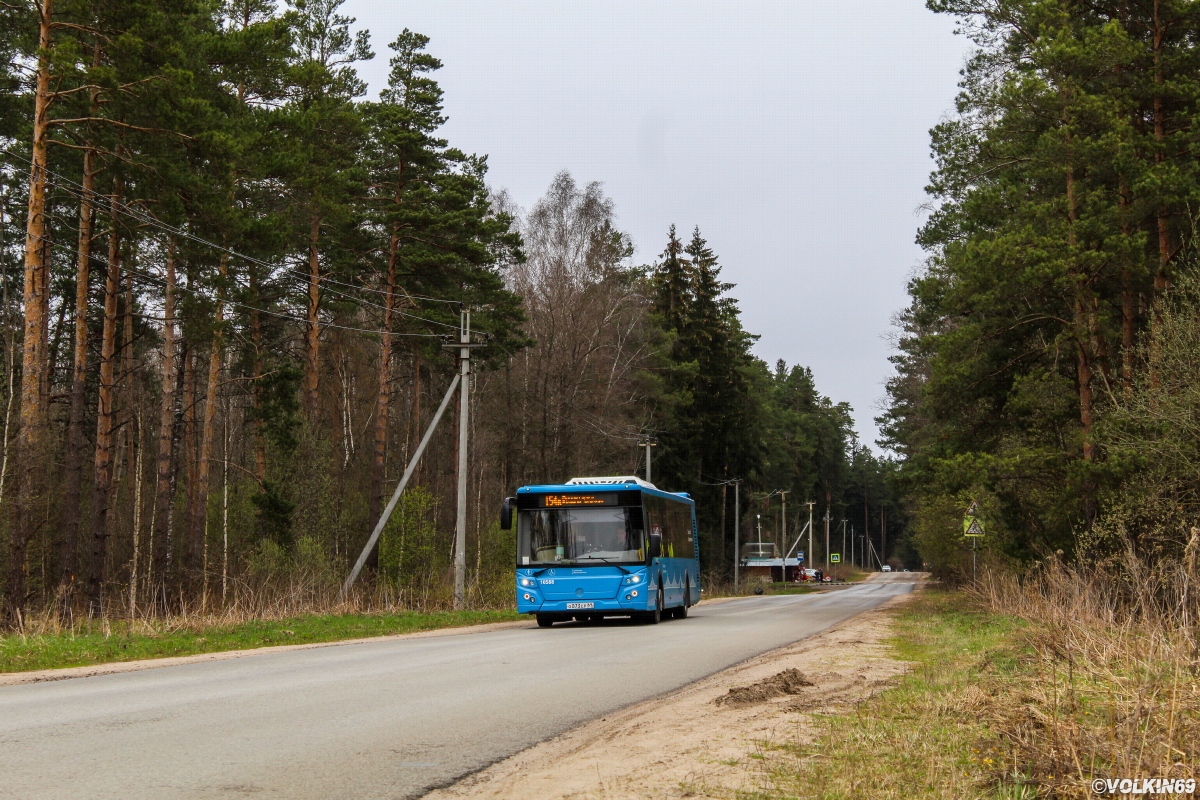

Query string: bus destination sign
540 493 618 508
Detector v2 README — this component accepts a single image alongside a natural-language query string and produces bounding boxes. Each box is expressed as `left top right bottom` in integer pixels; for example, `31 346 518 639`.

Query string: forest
886 0 1200 578
0 0 895 623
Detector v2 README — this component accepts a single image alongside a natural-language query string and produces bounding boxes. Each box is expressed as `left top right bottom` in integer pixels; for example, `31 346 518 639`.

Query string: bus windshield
517 507 644 566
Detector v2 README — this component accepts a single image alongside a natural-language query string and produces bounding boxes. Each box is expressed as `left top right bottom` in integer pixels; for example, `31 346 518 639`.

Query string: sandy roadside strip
425 589 919 800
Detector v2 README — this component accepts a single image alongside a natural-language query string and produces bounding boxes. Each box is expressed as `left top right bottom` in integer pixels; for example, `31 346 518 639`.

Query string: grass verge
0 609 522 674
744 582 1199 799
748 590 1030 799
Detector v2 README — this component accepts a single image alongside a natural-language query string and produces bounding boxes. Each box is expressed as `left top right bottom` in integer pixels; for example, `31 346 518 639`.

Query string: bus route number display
540 493 618 508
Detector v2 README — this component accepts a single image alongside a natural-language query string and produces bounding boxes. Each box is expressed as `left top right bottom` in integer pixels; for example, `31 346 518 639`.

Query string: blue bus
500 476 700 627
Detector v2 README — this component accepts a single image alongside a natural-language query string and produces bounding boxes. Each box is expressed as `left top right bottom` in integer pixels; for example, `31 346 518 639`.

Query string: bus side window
667 501 692 560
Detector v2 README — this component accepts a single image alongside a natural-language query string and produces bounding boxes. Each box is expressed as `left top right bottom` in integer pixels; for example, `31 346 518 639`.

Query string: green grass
0 609 522 674
743 591 1034 799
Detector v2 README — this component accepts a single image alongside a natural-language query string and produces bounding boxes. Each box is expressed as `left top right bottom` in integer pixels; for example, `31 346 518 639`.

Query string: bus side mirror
648 532 662 559
500 497 516 530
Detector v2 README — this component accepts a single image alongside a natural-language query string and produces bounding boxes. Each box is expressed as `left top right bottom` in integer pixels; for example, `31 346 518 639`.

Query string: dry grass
742 590 1020 800
11 567 515 640
970 545 1200 796
734 547 1200 800
1 568 520 673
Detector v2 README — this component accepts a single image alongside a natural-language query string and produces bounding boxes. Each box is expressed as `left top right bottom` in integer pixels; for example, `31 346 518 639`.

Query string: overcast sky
341 0 971 451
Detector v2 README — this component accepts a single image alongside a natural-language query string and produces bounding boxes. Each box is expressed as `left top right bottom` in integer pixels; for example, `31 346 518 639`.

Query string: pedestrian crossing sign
830 553 841 563
964 518 984 537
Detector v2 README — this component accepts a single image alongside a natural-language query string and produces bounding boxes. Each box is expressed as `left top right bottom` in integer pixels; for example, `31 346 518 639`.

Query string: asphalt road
0 575 918 799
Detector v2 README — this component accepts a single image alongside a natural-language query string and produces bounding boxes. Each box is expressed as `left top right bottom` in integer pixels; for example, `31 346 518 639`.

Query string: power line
41 173 461 331
26 228 445 339
1 147 470 323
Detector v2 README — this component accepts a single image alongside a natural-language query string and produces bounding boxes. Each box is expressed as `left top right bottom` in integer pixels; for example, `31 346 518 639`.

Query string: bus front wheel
644 585 663 625
536 614 555 628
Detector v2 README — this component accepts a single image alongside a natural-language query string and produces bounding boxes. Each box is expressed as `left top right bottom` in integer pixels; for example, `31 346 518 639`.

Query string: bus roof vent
566 476 657 489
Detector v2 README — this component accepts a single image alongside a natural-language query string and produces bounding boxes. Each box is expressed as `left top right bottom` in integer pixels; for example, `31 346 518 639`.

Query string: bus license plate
566 602 594 610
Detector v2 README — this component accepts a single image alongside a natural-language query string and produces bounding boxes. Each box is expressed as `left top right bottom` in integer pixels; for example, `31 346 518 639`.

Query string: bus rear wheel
673 580 691 619
536 614 555 628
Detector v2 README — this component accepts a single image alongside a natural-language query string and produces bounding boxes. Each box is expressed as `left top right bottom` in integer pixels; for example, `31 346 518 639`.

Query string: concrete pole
453 309 471 610
640 438 657 484
343 373 461 597
824 507 830 573
841 519 846 578
806 501 814 572
779 491 789 563
733 480 740 593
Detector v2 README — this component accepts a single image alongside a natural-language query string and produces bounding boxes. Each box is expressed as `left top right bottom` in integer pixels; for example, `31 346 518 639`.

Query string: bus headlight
624 574 642 585
519 577 535 587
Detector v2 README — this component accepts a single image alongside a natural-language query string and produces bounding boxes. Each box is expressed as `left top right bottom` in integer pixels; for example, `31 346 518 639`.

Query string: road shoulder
424 589 918 799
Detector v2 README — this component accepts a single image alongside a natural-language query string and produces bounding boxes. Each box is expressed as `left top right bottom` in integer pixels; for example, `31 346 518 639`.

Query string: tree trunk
86 188 123 613
369 225 399 529
1118 178 1135 396
190 255 227 585
59 143 97 592
1066 156 1097 527
151 240 178 597
8 0 55 622
1149 1 1170 391
128 418 143 617
410 348 421 484
249 266 266 481
162 346 187 596
181 339 198 579
304 215 321 419
1075 293 1097 467
1088 295 1113 396
1065 162 1092 457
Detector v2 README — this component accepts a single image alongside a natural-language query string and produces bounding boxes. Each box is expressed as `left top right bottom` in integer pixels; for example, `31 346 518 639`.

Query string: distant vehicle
902 568 910 572
881 565 892 573
501 476 699 627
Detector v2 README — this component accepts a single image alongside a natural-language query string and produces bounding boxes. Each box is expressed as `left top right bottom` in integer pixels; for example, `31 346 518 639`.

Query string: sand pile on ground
714 668 813 706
